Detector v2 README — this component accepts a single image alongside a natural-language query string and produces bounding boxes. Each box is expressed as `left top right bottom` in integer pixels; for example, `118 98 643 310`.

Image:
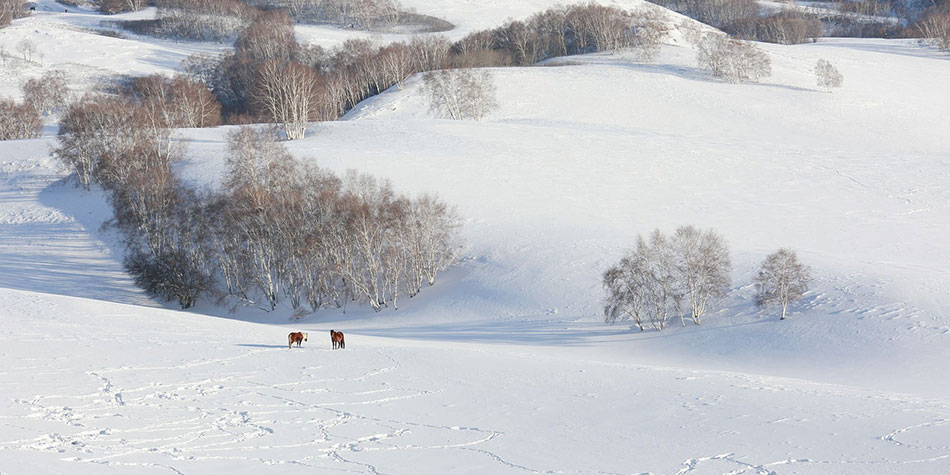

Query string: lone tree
814 58 843 92
754 248 811 320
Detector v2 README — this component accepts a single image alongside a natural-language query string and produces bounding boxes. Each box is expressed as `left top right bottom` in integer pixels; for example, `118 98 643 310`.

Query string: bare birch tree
252 61 323 140
754 248 811 320
603 229 683 331
672 226 731 324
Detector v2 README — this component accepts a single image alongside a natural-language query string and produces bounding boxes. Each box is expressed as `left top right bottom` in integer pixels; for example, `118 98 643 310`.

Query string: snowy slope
2 288 950 474
2 0 950 472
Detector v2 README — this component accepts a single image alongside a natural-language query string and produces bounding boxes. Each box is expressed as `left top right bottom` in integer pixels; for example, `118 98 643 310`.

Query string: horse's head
303 333 308 341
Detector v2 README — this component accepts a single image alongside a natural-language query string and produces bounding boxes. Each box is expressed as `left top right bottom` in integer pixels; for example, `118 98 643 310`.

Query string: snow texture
1 0 950 473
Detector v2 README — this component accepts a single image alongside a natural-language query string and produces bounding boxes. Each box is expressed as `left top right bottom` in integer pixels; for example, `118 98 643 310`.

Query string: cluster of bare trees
54 91 459 310
1 0 27 28
182 2 667 135
422 69 497 121
452 3 667 67
119 0 257 40
213 128 460 311
604 228 813 331
834 0 893 18
693 33 772 83
603 226 732 331
0 70 72 140
15 38 39 63
23 71 70 116
260 0 401 30
126 74 222 128
193 16 452 133
726 13 825 45
0 97 41 140
654 0 758 28
658 0 828 44
56 74 217 190
57 95 178 190
98 0 148 14
918 5 950 51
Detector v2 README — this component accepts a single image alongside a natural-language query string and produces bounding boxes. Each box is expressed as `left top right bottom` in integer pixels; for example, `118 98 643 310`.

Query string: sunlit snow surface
1 1 949 473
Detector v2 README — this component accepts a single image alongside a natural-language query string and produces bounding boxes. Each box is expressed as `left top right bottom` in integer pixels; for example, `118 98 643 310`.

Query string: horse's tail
288 333 293 349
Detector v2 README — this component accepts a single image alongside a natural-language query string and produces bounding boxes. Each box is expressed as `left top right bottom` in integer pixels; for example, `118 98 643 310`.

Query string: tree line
55 90 460 312
0 71 71 141
604 226 811 331
172 2 666 136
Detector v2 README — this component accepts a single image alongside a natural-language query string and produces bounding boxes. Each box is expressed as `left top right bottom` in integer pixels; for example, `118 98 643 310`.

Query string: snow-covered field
2 1 950 473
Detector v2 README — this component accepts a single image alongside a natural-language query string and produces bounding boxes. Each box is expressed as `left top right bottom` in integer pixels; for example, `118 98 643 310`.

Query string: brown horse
288 332 308 349
330 330 345 349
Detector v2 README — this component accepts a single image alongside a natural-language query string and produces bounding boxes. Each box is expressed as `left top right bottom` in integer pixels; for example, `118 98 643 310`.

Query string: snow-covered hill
1 0 950 473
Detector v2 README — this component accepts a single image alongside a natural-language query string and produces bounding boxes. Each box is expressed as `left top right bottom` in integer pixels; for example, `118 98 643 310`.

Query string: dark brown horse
330 330 345 349
288 332 308 349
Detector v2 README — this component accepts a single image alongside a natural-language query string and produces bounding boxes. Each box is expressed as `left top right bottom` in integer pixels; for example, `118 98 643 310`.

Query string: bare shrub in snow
0 97 42 140
252 60 323 139
695 33 771 83
754 248 811 320
672 226 731 325
422 68 497 121
22 71 70 116
814 58 843 92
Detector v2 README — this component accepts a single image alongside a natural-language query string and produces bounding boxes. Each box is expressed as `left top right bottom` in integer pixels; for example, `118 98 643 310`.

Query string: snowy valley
1 0 950 473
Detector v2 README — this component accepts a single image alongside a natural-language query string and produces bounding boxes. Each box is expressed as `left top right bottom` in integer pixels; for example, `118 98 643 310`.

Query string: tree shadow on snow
235 344 293 349
355 319 634 346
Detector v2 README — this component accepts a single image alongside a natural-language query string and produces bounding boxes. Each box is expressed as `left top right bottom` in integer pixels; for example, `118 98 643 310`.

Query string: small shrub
695 33 771 83
814 58 843 92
